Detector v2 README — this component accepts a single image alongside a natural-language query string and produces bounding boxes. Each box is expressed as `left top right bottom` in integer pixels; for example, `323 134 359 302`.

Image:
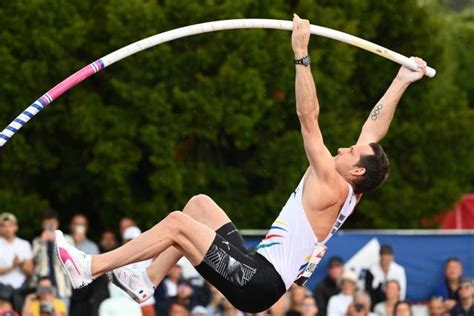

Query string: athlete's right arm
292 15 335 181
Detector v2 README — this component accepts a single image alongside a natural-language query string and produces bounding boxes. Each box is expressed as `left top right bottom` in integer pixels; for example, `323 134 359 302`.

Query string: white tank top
257 174 357 289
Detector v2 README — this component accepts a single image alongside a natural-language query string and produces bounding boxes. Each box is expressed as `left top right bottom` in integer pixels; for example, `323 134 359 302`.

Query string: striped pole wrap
0 19 436 147
0 60 105 146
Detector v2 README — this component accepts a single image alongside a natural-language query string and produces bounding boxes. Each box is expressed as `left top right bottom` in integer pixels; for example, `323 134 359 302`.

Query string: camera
354 303 366 312
40 301 55 315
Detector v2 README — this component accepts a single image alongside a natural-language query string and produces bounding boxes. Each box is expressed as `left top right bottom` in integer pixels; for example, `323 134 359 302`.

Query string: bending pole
0 19 436 147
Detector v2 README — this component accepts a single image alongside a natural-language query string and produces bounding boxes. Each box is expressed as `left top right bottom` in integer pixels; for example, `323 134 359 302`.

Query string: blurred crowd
0 211 472 316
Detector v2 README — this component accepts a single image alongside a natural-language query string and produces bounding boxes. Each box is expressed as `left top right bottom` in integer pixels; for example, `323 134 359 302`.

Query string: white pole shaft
102 19 436 77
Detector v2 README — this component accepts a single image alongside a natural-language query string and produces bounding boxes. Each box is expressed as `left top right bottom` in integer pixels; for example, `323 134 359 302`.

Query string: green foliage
0 0 472 238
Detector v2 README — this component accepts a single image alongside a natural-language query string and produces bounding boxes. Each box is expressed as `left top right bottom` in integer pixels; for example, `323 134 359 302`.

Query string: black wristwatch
294 55 311 67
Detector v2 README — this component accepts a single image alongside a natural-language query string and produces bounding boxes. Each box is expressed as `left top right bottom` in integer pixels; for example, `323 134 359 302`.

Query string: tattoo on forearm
370 103 383 120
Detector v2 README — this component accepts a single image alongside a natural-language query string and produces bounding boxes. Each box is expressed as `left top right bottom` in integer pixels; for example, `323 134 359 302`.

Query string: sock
142 270 155 289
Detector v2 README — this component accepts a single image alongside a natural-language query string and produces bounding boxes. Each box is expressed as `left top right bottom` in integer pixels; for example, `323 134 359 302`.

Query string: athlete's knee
183 194 213 217
158 211 188 234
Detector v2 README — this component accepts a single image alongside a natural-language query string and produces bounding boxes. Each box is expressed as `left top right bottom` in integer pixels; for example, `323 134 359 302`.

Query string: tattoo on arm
370 103 383 120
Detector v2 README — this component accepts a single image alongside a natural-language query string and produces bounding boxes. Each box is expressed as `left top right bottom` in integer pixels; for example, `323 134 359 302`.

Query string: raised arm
292 15 335 180
357 57 427 145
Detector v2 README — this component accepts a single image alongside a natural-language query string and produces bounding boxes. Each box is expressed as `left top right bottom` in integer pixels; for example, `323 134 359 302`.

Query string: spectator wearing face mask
68 214 108 316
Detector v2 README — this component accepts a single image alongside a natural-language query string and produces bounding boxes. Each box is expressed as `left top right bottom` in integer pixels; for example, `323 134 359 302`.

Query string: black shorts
195 223 286 313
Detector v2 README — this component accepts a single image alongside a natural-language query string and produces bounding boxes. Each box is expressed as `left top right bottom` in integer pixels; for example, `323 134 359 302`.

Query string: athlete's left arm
356 57 427 145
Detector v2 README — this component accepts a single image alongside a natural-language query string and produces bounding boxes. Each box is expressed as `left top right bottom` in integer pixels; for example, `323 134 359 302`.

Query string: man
119 216 136 239
327 270 358 316
450 278 473 316
31 210 72 308
373 280 401 316
68 214 108 316
99 230 119 253
314 256 344 316
0 212 33 311
69 214 99 255
55 15 427 313
365 245 407 306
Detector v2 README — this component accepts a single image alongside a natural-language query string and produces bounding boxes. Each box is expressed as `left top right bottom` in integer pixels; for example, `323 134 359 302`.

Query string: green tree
0 0 472 239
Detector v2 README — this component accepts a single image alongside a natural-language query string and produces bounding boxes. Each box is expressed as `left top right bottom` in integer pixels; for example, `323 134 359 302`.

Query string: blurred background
0 0 472 315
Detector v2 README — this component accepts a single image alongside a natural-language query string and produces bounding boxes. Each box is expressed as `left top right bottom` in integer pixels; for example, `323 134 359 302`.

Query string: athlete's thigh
182 194 232 231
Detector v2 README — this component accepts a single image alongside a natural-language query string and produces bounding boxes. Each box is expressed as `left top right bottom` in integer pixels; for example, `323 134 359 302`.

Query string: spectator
169 297 190 316
314 256 344 316
299 295 318 316
0 285 18 316
0 213 33 311
434 258 463 310
68 214 108 316
287 285 308 315
346 291 377 316
119 217 136 239
205 284 225 315
99 230 118 253
21 276 67 316
449 278 473 316
98 282 141 316
155 262 183 315
121 226 155 316
327 270 358 316
373 280 401 316
69 214 99 255
393 302 411 316
428 297 447 316
31 210 72 308
365 245 406 307
176 281 194 309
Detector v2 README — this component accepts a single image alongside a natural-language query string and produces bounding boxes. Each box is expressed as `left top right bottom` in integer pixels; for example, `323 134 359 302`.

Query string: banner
245 231 474 301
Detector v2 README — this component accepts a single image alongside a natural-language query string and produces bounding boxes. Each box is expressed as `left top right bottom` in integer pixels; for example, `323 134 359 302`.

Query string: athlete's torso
257 170 357 289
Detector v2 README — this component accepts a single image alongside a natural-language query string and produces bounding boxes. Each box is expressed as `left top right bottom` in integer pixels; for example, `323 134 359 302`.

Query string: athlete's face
334 144 374 179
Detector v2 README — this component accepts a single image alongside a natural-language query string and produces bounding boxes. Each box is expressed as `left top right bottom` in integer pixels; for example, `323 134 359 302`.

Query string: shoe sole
109 270 142 303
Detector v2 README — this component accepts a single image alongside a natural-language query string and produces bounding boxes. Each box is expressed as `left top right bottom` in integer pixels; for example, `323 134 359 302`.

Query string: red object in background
440 194 474 229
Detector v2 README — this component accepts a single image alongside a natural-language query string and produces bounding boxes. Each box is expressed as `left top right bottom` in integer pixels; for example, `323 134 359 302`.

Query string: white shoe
55 230 93 289
108 266 155 303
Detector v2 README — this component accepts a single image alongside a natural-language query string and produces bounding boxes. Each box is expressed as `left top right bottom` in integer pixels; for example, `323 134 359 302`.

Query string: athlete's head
335 142 389 194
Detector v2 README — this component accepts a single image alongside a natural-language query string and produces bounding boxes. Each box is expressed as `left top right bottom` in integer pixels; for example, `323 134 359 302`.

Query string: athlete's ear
350 166 366 177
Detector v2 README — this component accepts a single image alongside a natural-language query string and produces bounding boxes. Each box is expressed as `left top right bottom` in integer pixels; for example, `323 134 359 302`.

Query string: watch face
303 55 311 65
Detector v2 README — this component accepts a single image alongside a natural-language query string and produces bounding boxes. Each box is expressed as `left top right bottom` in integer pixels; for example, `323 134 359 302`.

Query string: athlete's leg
146 194 232 285
91 211 216 278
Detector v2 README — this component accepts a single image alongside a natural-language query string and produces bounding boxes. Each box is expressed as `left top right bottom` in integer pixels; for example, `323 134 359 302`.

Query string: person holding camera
31 211 72 309
21 276 66 316
346 291 377 316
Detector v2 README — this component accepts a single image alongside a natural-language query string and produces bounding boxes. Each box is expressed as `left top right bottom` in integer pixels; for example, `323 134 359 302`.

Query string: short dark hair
445 257 461 266
353 143 389 194
42 209 58 221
